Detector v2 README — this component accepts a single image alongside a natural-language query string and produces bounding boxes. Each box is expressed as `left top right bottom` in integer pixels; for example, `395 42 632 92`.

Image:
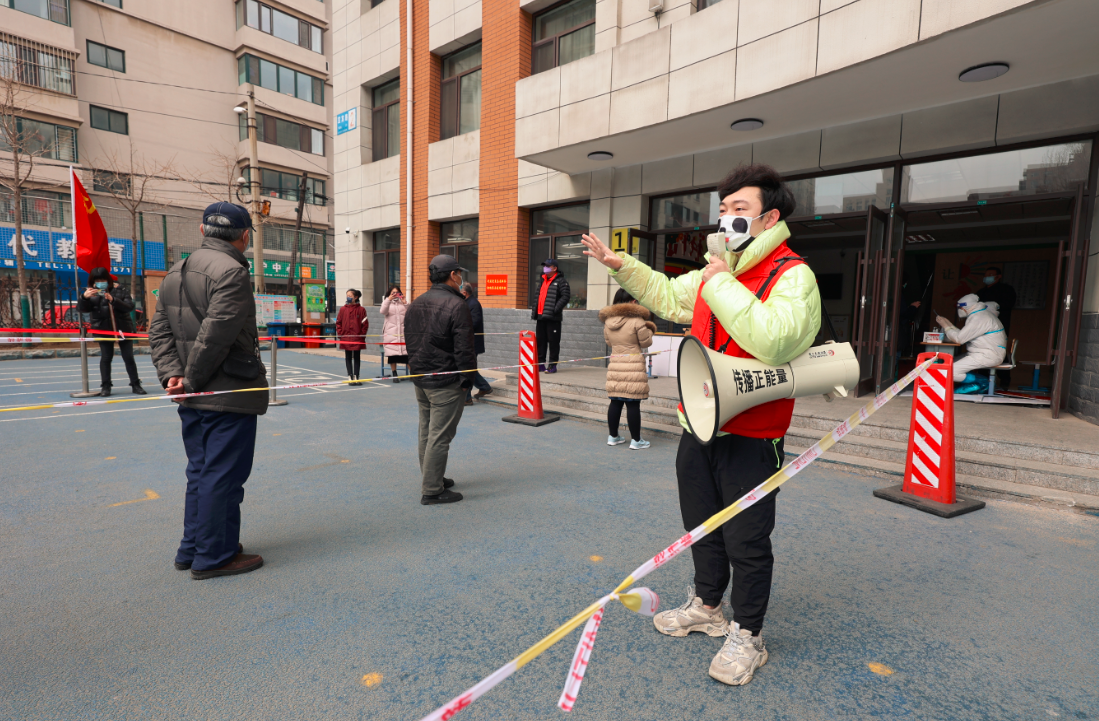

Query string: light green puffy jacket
610 220 821 367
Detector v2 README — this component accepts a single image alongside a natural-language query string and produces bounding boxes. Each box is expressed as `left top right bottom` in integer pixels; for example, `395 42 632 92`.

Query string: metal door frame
855 205 890 396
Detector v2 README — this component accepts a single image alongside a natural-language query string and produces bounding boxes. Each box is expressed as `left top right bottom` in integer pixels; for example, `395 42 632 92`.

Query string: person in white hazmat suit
935 294 1006 391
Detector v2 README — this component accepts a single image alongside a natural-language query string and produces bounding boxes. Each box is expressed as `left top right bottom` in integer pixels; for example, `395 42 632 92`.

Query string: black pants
344 350 361 377
98 340 140 389
536 318 561 367
676 431 784 635
608 399 641 441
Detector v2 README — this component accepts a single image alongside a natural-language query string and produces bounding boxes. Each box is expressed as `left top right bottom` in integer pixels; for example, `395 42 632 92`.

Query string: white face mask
717 213 764 252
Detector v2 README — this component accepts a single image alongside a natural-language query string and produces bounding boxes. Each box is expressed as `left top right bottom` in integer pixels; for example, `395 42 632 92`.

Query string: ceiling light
587 151 613 161
958 63 1009 82
730 118 764 131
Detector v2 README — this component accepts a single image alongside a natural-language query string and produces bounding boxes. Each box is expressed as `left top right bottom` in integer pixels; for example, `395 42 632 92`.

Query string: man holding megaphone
581 164 821 687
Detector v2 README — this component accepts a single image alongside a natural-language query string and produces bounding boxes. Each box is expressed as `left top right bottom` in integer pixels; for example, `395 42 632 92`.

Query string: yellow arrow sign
109 489 160 507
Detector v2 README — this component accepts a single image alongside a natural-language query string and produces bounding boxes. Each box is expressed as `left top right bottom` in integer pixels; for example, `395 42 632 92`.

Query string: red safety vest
680 241 806 439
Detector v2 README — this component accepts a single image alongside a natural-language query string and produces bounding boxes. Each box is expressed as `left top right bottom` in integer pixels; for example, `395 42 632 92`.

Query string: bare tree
91 145 178 300
0 65 52 327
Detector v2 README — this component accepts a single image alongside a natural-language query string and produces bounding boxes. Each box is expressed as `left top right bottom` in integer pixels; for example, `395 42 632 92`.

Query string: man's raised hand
581 233 624 271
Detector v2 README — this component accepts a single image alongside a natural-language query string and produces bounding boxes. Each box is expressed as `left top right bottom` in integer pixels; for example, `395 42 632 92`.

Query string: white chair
987 339 1017 396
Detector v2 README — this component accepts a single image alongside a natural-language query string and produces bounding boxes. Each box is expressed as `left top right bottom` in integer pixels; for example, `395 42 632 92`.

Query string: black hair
716 163 796 220
347 288 362 299
429 268 453 284
986 267 1002 275
386 284 403 297
88 267 114 289
613 288 635 305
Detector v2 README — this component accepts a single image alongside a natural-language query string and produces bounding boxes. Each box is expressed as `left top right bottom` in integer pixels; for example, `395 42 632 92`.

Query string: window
0 32 77 95
238 54 324 105
89 105 128 134
372 79 400 161
86 40 124 72
0 117 77 161
787 169 895 216
370 0 385 6
532 0 594 75
237 0 323 53
900 141 1093 204
440 43 481 140
373 229 400 304
4 0 69 25
244 167 326 205
92 170 130 195
529 204 589 309
98 0 121 7
439 218 478 281
696 0 723 10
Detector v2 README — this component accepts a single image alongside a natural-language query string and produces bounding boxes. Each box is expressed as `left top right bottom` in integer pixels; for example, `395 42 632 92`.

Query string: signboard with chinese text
336 108 357 135
255 294 297 326
486 274 507 295
246 259 317 279
1 226 166 276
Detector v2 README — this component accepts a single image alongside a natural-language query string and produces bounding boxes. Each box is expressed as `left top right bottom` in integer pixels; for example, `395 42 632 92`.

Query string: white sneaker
629 439 650 450
709 622 768 686
607 435 626 446
652 586 727 637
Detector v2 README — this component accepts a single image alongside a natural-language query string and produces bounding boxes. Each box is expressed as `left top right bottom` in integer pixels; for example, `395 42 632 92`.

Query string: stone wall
364 305 608 372
1068 312 1099 425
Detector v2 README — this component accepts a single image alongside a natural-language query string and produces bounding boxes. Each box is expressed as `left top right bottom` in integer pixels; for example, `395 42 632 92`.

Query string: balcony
0 31 77 96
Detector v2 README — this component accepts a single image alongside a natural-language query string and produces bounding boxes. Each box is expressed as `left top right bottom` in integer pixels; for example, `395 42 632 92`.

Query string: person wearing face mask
336 288 368 386
530 258 571 373
581 164 820 688
77 266 145 396
935 294 1006 392
976 266 1015 388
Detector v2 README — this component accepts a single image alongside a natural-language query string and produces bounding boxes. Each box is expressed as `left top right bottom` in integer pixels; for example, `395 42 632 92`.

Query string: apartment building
0 0 334 314
332 0 1099 421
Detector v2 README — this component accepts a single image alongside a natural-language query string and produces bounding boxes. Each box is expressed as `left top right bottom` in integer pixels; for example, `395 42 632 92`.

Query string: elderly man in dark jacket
149 202 267 579
404 255 476 505
530 258 570 373
462 282 493 405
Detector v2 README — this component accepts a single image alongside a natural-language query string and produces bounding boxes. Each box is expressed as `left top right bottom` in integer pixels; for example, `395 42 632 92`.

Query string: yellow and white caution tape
416 356 938 721
0 350 673 414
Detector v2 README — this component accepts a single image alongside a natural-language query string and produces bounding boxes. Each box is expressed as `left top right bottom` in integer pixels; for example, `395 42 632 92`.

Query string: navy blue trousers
175 407 257 571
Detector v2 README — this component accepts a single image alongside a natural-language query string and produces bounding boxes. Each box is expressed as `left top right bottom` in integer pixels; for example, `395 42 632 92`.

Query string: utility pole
246 90 265 292
288 172 308 302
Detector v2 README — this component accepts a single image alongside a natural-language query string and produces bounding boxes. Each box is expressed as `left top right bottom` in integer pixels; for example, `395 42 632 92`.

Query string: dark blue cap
202 202 254 231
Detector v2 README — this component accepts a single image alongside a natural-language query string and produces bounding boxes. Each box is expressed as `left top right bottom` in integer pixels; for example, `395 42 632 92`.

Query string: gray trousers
415 383 467 496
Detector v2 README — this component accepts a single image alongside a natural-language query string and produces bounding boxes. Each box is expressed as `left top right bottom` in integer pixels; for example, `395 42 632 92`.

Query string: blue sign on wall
336 108 357 136
0 226 166 277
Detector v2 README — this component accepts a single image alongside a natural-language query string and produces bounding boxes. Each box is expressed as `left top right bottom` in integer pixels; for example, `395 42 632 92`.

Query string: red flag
70 167 117 280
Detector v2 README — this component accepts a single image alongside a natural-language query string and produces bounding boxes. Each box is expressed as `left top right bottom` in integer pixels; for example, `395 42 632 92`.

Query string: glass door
875 206 907 393
628 228 657 266
854 206 889 396
1050 186 1086 419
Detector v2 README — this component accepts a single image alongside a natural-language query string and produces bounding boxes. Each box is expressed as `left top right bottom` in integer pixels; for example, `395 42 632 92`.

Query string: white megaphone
677 336 859 444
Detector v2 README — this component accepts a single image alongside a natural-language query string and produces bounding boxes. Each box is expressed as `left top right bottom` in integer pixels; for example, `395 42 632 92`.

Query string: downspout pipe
404 0 413 294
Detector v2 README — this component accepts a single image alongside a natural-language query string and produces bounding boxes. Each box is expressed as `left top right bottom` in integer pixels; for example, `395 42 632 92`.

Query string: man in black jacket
462 282 493 405
530 258 571 374
404 255 476 505
149 202 267 579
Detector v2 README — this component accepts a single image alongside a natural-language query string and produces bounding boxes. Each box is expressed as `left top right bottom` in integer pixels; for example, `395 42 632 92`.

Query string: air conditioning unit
649 0 663 13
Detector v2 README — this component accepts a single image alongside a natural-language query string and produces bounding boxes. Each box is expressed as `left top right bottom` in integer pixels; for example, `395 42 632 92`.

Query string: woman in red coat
336 289 368 385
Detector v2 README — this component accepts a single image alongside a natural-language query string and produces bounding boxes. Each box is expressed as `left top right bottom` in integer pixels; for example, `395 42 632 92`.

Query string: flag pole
69 166 98 399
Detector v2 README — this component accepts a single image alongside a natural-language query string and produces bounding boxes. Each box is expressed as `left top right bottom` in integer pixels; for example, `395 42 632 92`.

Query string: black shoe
175 543 243 571
421 489 463 505
191 553 263 580
443 477 455 489
99 386 112 397
392 376 401 383
131 382 147 395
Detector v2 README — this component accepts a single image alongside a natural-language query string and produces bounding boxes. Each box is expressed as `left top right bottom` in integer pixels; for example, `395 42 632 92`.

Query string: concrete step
488 383 682 429
485 380 1099 503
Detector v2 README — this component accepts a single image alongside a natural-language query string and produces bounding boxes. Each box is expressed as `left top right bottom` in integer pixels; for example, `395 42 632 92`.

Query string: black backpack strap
715 256 806 354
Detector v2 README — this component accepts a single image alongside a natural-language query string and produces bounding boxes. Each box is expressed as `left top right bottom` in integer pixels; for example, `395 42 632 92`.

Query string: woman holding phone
380 284 409 381
77 266 145 396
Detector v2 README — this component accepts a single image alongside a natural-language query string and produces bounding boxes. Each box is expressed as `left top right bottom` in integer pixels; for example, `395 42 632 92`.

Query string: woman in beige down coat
600 288 657 449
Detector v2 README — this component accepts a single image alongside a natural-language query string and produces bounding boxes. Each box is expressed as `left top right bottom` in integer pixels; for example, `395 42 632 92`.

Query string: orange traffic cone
874 353 984 517
502 330 560 427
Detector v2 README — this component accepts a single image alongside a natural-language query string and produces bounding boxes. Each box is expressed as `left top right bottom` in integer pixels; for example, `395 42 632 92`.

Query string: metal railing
0 31 77 96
